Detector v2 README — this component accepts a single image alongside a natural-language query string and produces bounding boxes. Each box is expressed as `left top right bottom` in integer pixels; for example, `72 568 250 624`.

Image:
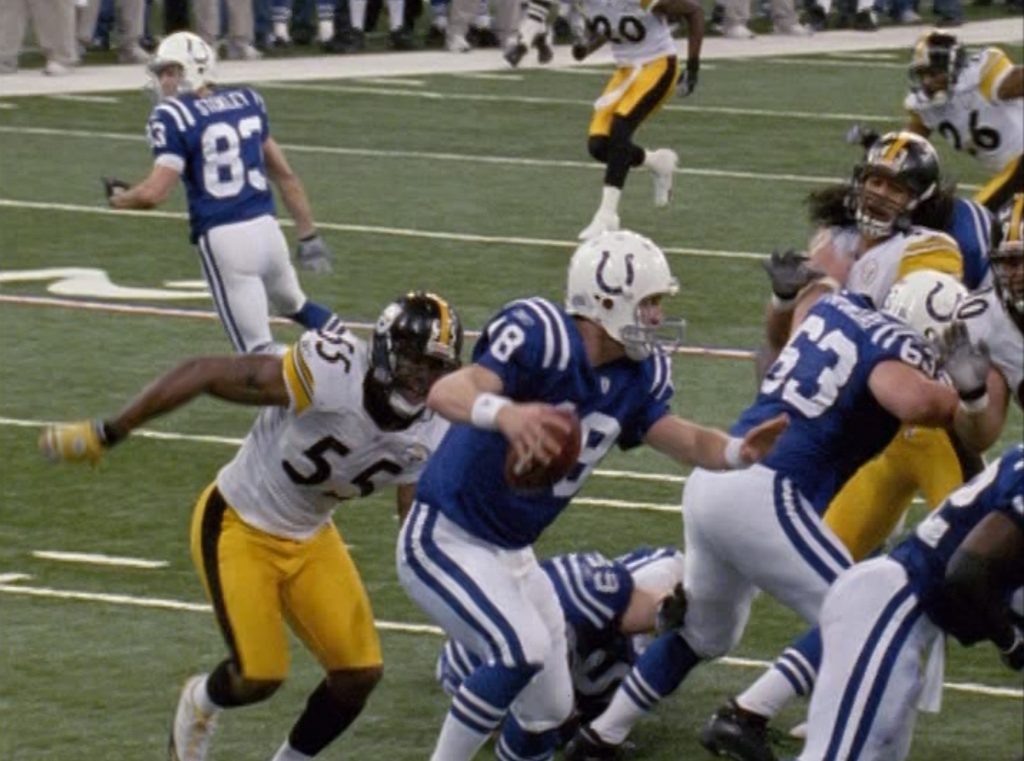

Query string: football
504 409 583 493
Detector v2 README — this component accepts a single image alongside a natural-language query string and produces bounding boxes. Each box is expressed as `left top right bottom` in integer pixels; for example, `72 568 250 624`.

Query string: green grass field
1 41 1023 760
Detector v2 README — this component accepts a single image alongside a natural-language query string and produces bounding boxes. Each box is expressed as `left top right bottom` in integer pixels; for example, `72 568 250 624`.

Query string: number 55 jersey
217 326 450 540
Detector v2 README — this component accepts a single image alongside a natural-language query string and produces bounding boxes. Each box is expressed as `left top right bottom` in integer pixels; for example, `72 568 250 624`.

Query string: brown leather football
504 409 582 493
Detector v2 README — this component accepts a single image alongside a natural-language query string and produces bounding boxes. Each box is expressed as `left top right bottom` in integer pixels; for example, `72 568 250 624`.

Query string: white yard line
763 58 906 68
0 198 773 262
449 72 524 81
46 93 121 103
1 576 1019 699
31 550 169 569
0 124 873 188
0 19 1017 97
356 76 428 86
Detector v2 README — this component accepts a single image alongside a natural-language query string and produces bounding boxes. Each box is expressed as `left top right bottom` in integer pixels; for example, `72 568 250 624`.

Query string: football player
103 32 339 355
904 31 1023 213
566 272 972 760
435 546 687 750
946 193 1024 453
397 230 786 761
39 293 463 761
571 0 704 240
796 444 1024 761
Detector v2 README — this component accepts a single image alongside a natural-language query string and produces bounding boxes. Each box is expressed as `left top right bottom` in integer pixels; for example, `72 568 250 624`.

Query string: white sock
270 741 313 761
273 21 291 40
193 676 221 715
736 668 800 718
349 0 367 30
589 688 647 745
430 711 491 761
317 19 334 41
598 186 621 216
387 0 405 30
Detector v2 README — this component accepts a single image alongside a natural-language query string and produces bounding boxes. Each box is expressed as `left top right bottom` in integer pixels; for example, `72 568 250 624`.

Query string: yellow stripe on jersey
640 0 660 10
896 247 963 280
283 346 314 413
979 49 1012 102
974 155 1021 207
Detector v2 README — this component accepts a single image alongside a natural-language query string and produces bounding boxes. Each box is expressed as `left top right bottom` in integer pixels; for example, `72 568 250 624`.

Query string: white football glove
297 233 334 274
940 321 991 404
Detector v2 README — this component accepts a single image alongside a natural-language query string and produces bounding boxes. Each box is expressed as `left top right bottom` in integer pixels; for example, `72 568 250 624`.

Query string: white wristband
471 393 511 430
723 436 746 470
770 293 796 312
958 392 990 415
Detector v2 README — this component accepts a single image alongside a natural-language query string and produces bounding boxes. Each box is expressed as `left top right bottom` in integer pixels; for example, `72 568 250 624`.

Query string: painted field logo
0 267 210 300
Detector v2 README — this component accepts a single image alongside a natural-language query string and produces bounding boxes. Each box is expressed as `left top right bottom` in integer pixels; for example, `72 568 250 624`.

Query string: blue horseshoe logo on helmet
596 250 635 295
925 281 958 322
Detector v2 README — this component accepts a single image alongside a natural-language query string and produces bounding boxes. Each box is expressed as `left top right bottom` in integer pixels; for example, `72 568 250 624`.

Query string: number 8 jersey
147 87 276 242
217 326 450 540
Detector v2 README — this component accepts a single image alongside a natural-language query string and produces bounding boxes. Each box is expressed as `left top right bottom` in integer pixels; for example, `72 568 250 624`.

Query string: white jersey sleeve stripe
154 104 185 132
530 297 571 371
165 97 196 127
515 299 556 369
568 557 616 621
552 558 605 629
154 154 185 173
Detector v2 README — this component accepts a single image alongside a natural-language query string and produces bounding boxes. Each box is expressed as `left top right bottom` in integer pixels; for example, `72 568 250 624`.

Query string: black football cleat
564 726 623 760
503 40 529 67
532 32 553 64
700 700 778 761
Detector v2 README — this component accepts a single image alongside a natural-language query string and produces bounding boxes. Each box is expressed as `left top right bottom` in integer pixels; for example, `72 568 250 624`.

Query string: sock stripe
449 703 494 736
622 677 655 711
455 688 504 724
775 660 810 696
783 647 817 687
629 671 661 704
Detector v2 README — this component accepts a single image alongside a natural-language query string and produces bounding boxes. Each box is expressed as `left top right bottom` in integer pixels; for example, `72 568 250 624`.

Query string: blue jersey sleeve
246 88 271 140
472 298 570 398
146 101 191 169
994 445 1024 535
545 553 635 632
618 350 673 449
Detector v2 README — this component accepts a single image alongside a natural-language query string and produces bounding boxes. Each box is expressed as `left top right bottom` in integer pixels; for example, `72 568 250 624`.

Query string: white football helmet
882 270 966 343
147 32 216 97
565 230 683 361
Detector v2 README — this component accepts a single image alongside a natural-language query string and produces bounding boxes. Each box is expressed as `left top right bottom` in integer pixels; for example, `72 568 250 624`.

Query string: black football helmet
908 30 966 104
991 193 1024 334
851 131 940 239
367 292 463 425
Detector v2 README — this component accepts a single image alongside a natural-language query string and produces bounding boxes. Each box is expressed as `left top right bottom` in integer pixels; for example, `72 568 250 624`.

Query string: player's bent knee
588 135 610 163
325 665 383 705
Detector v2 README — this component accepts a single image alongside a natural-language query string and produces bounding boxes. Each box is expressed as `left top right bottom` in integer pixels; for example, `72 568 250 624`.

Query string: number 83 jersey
147 86 276 242
217 327 450 541
582 0 676 66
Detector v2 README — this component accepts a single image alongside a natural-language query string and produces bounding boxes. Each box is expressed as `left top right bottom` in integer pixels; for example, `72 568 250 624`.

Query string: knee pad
587 135 610 163
326 666 383 706
682 599 749 660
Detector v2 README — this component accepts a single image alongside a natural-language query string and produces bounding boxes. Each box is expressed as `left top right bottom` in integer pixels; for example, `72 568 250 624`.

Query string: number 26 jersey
146 87 276 242
217 327 450 541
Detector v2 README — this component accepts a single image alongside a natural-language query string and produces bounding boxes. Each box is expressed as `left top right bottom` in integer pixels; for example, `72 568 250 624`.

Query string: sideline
0 19 1019 98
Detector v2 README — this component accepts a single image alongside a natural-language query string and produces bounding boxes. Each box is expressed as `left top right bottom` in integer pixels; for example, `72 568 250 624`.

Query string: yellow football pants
589 55 679 137
190 483 382 681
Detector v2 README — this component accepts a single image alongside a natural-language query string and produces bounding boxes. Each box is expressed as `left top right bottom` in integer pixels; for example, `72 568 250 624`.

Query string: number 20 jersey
582 0 677 66
732 291 942 514
147 87 275 242
216 327 450 541
415 297 674 549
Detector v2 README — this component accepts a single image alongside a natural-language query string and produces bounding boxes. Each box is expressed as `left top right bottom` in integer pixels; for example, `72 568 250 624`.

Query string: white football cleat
578 210 620 240
168 674 218 761
648 148 678 207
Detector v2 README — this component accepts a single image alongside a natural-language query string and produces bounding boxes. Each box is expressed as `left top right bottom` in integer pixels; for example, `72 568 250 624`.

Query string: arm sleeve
978 48 1013 103
146 106 188 174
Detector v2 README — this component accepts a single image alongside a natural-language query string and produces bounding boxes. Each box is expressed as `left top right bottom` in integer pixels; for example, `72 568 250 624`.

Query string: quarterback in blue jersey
397 230 787 761
797 445 1024 761
103 32 338 354
568 272 970 759
435 547 686 746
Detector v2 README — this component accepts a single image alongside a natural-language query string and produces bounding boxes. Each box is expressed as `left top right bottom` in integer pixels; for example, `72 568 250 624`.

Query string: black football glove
655 583 688 635
101 176 130 204
677 57 700 98
940 321 991 406
845 124 880 151
762 248 823 301
296 233 334 274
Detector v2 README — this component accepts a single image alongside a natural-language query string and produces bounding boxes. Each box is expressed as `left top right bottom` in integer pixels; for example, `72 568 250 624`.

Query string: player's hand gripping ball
504 409 582 493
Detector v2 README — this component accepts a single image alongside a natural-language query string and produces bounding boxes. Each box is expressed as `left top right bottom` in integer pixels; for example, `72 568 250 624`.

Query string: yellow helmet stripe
435 295 451 346
883 134 910 162
1010 194 1024 244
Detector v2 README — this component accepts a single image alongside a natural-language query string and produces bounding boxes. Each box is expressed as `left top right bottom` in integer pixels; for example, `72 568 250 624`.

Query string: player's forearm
940 550 1016 648
953 402 1005 454
276 174 317 239
646 416 737 471
427 365 504 425
996 67 1024 100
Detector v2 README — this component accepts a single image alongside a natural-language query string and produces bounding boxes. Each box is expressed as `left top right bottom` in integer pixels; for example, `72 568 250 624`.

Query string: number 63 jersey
147 86 276 242
732 291 942 514
217 327 450 540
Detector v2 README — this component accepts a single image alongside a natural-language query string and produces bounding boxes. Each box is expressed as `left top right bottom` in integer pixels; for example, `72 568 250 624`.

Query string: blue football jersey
947 198 993 290
416 297 673 548
146 87 276 242
732 291 941 513
891 445 1024 620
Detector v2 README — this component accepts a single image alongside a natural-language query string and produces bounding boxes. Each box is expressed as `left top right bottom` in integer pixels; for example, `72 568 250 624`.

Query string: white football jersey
217 328 449 540
846 226 963 307
905 47 1023 174
582 0 676 65
956 288 1024 409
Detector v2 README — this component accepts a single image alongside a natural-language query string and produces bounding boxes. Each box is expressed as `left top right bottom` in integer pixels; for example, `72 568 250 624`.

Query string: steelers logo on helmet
908 30 966 106
991 193 1024 333
853 131 939 240
368 292 463 424
565 229 685 361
